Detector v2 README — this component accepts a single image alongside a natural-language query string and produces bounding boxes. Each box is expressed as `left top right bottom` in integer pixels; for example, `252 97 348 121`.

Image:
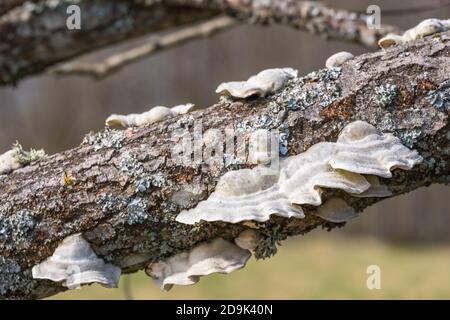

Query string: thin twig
2 33 449 299
122 275 134 300
49 16 238 79
369 1 450 16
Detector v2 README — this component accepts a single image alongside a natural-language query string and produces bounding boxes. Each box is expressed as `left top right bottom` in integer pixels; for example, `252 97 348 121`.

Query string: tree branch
49 16 238 79
0 0 220 86
176 0 401 47
1 33 449 299
0 0 400 86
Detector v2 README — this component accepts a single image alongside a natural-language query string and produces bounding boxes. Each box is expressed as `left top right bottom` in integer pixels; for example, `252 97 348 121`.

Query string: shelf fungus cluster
105 103 197 129
32 234 121 289
216 68 298 99
378 18 450 49
145 238 252 291
176 121 422 225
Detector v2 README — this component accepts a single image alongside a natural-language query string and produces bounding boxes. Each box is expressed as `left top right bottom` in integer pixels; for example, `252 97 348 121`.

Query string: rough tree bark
0 32 449 299
0 0 399 85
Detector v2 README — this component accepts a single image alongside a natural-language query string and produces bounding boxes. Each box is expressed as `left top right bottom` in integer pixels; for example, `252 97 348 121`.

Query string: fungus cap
216 68 298 98
171 103 197 115
31 234 121 288
106 106 175 128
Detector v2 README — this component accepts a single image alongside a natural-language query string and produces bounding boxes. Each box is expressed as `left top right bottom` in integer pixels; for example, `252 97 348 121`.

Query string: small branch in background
1 0 402 85
49 16 238 79
0 0 28 16
122 275 134 300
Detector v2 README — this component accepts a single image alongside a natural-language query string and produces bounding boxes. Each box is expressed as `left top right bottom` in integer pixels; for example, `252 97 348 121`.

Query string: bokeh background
1 0 449 299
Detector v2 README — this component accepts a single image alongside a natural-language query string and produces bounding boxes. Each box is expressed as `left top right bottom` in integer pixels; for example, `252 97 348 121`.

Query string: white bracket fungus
349 175 392 198
329 121 421 178
234 229 262 250
378 18 450 49
176 165 304 224
325 51 354 69
216 68 298 99
145 238 251 291
32 234 121 288
378 33 405 49
278 142 371 207
176 121 421 225
0 150 21 174
171 103 197 115
105 103 196 129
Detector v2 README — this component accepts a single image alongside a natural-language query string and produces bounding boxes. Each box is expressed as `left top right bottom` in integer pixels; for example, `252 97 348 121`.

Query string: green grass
50 232 450 299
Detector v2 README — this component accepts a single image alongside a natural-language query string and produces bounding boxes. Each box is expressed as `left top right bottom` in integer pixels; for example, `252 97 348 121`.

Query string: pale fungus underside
105 104 197 129
234 229 262 251
145 238 251 291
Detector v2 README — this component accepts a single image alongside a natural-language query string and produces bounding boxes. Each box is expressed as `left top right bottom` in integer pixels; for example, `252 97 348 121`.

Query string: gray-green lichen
268 101 281 113
135 176 152 193
375 84 398 107
254 114 274 129
12 142 47 165
0 209 36 250
0 256 32 296
133 224 201 260
125 197 149 225
426 79 450 111
235 119 252 133
119 152 143 176
235 113 290 160
174 115 195 129
96 193 127 213
274 67 342 112
82 129 125 150
149 172 166 187
397 129 423 148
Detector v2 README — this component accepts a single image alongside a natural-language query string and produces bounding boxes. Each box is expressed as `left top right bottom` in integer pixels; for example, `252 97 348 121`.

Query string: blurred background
1 0 449 299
